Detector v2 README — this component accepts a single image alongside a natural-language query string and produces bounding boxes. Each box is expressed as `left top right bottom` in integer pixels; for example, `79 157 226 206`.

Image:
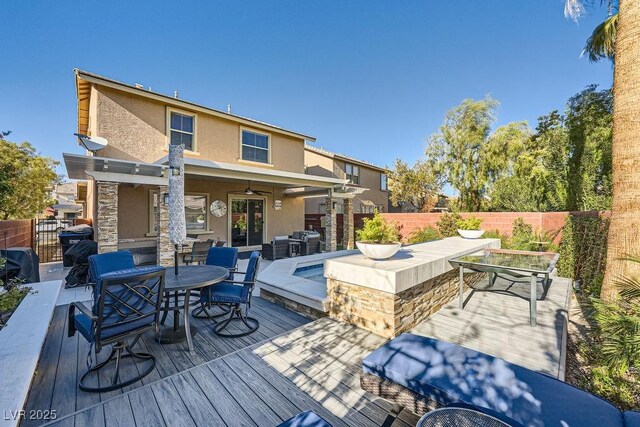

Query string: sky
1 0 613 181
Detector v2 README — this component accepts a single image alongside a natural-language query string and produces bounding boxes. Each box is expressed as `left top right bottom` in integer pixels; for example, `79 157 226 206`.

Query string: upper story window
241 129 270 164
169 111 195 151
381 173 388 191
346 163 360 185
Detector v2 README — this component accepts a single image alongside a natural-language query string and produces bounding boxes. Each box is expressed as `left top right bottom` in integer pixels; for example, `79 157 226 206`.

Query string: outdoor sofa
360 333 640 427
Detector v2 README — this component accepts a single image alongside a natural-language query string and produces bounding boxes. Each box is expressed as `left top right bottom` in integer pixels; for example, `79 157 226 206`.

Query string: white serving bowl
457 229 485 239
356 241 402 260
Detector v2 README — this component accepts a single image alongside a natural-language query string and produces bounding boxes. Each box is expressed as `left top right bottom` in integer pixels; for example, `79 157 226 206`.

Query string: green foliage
0 139 59 220
436 212 462 237
583 12 617 63
408 226 440 244
0 287 28 313
386 159 441 212
456 217 482 231
558 215 609 295
426 97 500 211
356 211 400 244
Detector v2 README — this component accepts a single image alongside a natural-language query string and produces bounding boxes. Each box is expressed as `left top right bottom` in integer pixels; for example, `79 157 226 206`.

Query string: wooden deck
22 297 312 426
412 273 571 378
39 317 420 427
25 271 571 427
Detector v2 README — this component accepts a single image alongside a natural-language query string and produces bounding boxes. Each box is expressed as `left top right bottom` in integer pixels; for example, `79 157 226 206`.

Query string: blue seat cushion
89 251 135 283
363 333 624 427
207 283 244 304
625 411 640 427
277 411 332 427
74 310 155 342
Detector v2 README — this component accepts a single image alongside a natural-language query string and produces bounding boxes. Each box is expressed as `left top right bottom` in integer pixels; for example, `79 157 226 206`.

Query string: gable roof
304 144 386 172
74 69 316 142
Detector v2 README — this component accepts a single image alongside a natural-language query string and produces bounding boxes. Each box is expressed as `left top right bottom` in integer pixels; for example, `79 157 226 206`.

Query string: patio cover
63 153 168 185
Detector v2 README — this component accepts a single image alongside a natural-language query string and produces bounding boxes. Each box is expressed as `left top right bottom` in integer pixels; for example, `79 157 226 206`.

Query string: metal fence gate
34 218 90 263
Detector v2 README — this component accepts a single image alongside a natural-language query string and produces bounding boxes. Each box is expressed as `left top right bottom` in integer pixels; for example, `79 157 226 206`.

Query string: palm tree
567 0 640 301
567 0 618 62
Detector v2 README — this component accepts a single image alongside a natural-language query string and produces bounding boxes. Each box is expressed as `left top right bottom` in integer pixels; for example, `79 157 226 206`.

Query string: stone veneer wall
325 196 337 252
328 269 484 338
155 185 173 267
343 199 354 250
96 182 118 253
260 289 326 320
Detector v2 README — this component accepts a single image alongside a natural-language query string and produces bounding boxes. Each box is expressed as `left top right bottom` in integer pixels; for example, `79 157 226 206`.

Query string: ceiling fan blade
253 190 272 195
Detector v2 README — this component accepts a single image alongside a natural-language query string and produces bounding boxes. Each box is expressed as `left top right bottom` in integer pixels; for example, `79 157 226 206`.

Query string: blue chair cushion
277 411 332 427
208 283 244 304
74 309 155 342
206 247 238 275
88 251 135 283
625 411 640 427
362 333 624 427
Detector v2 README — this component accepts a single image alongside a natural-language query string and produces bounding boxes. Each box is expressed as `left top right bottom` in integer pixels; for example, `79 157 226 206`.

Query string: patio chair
68 251 165 392
261 235 290 260
215 240 227 247
278 411 332 427
300 232 321 256
361 333 640 427
182 240 212 265
207 250 261 337
191 246 239 319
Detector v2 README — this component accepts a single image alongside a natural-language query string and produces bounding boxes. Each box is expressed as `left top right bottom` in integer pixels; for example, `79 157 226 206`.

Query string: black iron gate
34 218 89 263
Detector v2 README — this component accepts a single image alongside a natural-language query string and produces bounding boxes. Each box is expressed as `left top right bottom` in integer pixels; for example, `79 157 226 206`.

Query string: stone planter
356 241 402 260
0 280 62 427
457 229 485 239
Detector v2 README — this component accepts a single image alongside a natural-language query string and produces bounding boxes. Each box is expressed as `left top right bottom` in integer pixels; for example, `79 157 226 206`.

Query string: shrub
408 226 441 244
436 212 462 237
557 215 608 295
356 211 400 244
483 229 511 248
456 216 483 231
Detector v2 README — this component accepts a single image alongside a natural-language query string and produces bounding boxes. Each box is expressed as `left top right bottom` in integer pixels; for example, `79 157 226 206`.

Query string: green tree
0 139 59 220
386 158 440 212
426 97 499 211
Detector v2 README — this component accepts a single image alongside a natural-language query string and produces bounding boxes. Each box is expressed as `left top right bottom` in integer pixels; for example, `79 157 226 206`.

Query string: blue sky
1 1 612 178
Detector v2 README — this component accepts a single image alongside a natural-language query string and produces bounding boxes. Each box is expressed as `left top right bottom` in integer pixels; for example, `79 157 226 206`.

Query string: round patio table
156 265 229 352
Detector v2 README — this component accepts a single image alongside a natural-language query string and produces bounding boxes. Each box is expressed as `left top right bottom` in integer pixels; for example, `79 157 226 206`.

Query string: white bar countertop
324 237 501 294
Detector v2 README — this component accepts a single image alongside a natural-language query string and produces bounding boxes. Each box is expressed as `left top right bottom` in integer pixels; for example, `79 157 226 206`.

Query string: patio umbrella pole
174 244 179 276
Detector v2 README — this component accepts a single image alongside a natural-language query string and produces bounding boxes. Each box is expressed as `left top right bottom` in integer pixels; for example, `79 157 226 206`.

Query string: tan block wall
328 270 484 338
92 85 305 172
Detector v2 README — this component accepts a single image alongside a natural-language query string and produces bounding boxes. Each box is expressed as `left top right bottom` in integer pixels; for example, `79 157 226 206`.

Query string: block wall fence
381 211 606 243
0 219 35 249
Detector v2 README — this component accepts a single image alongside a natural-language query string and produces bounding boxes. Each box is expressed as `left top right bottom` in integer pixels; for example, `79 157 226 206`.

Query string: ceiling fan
229 181 272 196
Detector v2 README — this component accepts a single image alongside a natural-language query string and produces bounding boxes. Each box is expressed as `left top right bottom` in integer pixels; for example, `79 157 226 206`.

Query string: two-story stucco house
304 145 389 214
63 70 361 263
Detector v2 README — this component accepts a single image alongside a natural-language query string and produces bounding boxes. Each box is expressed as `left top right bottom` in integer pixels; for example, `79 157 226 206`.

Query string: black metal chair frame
183 241 212 265
213 257 261 338
69 269 165 392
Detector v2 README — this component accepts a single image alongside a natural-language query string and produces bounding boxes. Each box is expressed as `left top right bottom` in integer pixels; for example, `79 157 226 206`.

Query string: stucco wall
115 178 303 244
92 85 305 171
303 149 389 214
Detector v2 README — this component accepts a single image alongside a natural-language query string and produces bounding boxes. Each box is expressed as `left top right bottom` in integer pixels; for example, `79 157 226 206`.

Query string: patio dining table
157 265 229 351
449 248 560 327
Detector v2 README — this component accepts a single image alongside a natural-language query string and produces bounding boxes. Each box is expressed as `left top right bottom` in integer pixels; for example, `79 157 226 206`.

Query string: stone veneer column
325 196 337 252
155 185 173 267
96 181 119 254
343 198 355 250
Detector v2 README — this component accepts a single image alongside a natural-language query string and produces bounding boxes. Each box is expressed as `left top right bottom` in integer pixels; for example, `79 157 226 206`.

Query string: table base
156 325 198 344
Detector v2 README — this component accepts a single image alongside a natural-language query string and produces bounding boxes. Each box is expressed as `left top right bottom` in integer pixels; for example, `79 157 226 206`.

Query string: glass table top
451 249 559 274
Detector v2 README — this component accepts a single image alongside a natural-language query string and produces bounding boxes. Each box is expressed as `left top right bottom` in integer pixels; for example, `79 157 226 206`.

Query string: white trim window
241 129 270 164
346 163 360 185
381 173 388 191
169 110 195 151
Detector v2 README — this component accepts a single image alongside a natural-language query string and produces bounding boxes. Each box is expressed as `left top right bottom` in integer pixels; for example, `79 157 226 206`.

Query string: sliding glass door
230 198 265 248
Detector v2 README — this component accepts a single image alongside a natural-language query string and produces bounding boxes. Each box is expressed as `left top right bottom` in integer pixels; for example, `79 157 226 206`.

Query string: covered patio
63 153 364 266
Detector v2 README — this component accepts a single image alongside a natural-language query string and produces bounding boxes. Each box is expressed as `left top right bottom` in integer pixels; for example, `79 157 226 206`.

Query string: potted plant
456 216 485 239
356 211 402 259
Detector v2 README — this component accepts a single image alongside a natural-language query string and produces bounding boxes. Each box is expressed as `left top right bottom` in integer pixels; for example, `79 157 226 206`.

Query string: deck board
29 271 570 427
23 297 310 423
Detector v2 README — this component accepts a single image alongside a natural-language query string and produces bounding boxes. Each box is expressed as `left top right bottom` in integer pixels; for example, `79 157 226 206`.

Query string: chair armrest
223 279 254 285
71 301 97 321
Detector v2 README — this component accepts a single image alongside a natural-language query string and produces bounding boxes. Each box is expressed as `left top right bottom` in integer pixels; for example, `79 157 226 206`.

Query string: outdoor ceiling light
163 193 169 205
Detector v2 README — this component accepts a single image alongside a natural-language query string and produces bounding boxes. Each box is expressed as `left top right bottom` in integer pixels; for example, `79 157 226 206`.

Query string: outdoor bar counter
324 237 501 338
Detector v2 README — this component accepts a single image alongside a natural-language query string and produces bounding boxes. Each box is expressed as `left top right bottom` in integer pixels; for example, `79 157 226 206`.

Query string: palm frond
565 0 587 22
582 13 618 62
